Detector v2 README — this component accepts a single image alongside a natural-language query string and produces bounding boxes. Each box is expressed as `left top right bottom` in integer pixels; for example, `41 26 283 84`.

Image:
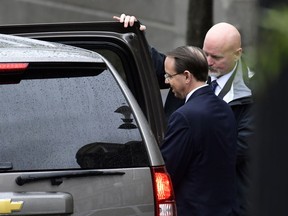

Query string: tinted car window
0 68 148 171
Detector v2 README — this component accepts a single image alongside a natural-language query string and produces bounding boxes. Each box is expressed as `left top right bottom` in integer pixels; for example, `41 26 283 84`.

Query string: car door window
0 67 148 171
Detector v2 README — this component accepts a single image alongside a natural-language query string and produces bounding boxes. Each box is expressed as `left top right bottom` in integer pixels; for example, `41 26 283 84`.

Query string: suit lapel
218 70 236 99
218 58 250 100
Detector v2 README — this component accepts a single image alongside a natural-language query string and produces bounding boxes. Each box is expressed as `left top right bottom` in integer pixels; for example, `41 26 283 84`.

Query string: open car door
0 21 166 144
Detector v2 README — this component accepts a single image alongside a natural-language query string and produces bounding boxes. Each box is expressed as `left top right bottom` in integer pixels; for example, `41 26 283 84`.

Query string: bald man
202 23 254 216
115 15 254 216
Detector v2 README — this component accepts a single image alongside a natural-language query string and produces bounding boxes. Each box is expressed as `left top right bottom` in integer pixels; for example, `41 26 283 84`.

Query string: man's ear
184 70 192 83
234 48 242 61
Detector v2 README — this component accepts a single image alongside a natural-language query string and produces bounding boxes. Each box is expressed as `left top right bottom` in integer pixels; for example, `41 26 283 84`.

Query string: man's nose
206 56 213 65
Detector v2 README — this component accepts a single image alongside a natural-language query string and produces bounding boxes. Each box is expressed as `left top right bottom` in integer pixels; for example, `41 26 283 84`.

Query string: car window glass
0 68 148 171
97 49 165 107
96 49 127 82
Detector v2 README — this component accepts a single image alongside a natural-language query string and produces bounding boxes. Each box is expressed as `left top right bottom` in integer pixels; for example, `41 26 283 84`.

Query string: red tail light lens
0 63 28 84
155 172 173 200
0 63 29 72
152 166 177 216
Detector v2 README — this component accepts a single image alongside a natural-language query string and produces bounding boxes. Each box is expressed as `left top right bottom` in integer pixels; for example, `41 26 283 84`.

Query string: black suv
0 22 176 216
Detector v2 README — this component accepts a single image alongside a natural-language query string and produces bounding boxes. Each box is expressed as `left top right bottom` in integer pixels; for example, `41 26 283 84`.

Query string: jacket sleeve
160 111 194 188
150 47 170 89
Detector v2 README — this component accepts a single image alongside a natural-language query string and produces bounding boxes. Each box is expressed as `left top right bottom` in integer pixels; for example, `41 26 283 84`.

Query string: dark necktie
210 80 218 92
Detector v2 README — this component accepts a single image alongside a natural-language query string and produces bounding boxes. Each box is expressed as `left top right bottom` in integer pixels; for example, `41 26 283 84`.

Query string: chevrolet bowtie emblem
0 199 23 214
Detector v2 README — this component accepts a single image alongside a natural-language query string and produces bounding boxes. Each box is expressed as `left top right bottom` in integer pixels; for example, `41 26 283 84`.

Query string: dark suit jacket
160 86 238 216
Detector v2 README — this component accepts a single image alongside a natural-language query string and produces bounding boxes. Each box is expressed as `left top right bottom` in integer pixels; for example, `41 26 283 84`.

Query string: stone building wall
0 0 257 53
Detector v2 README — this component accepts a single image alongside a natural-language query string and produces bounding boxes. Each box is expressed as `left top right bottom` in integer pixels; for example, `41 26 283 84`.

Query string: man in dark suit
159 46 237 216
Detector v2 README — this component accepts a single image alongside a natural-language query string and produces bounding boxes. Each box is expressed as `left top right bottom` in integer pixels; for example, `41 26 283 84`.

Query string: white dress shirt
210 63 237 95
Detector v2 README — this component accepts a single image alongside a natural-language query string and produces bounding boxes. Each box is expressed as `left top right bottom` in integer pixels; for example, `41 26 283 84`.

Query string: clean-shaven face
164 56 186 99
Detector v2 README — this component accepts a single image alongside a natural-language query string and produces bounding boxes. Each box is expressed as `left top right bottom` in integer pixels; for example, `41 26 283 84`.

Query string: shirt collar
210 62 237 95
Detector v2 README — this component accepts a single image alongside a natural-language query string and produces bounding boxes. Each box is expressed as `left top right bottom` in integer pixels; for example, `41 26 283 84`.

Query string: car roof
0 33 104 63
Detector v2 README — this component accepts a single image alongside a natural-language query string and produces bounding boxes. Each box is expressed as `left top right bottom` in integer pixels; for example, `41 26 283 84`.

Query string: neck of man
186 81 206 95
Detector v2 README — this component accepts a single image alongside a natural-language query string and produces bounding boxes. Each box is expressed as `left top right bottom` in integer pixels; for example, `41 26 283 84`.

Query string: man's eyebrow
204 52 223 58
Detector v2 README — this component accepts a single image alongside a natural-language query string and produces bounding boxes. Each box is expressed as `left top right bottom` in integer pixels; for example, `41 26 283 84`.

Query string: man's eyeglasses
164 73 181 80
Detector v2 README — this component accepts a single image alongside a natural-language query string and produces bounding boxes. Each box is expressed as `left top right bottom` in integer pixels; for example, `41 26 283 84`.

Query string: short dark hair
166 46 208 82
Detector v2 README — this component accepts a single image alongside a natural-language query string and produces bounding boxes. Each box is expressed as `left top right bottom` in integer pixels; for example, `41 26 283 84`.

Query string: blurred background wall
0 0 257 53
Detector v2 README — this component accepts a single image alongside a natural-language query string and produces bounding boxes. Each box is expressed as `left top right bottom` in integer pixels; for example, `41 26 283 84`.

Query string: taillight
0 63 28 84
151 166 177 216
0 63 28 72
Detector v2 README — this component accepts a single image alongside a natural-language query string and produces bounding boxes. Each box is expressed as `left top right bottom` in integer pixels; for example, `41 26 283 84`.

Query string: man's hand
113 14 146 31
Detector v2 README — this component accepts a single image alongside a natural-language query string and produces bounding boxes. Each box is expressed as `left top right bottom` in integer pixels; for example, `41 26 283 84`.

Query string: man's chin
173 92 184 99
209 71 221 78
171 90 178 97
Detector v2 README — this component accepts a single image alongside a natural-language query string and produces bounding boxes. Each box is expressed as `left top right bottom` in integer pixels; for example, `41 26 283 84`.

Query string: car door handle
0 192 73 215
